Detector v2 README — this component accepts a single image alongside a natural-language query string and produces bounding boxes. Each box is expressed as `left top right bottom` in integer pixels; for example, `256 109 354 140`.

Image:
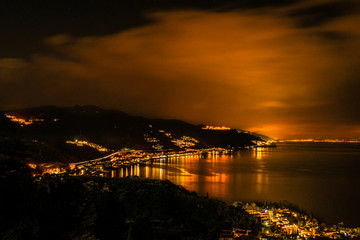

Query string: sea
106 142 360 227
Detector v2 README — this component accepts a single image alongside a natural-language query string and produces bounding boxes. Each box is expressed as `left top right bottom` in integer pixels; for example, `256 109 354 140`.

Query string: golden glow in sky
1 0 360 139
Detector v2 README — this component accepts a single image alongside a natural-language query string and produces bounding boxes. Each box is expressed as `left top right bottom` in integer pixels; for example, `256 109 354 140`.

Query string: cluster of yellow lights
157 130 199 148
66 140 109 152
143 134 163 150
245 207 313 238
5 114 58 126
202 125 231 130
171 136 199 148
5 114 34 125
27 163 37 169
144 136 159 143
27 163 66 176
253 140 276 146
42 167 65 174
244 204 360 238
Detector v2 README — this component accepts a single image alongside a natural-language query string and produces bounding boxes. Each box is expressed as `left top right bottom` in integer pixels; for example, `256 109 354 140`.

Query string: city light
66 140 109 152
4 113 44 126
202 125 231 130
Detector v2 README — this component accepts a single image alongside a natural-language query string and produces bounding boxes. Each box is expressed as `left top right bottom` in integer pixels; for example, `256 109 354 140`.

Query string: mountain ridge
0 105 265 164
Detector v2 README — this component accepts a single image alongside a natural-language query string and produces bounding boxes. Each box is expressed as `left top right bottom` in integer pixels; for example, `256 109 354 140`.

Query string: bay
107 143 360 227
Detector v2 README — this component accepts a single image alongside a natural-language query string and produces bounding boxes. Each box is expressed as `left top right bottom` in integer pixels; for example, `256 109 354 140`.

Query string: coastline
2 154 360 239
26 142 360 227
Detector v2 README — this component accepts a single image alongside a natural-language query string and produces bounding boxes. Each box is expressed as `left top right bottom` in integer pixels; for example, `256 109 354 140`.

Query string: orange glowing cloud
1 2 360 139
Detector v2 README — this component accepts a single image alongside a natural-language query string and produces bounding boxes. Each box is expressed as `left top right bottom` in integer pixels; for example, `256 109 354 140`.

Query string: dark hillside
0 106 262 163
0 158 261 240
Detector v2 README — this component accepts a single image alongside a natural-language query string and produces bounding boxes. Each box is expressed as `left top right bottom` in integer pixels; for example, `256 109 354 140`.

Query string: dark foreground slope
0 158 260 240
0 105 261 163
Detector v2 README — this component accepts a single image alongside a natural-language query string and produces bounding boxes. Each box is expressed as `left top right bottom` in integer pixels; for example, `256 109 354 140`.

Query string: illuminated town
219 203 360 240
66 147 229 177
202 125 231 130
5 113 45 126
66 140 110 152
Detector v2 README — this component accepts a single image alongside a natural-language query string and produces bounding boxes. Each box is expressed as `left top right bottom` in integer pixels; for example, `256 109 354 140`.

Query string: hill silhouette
0 105 262 163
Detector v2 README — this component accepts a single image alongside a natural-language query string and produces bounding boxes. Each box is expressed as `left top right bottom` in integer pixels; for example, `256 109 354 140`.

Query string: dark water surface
108 143 360 226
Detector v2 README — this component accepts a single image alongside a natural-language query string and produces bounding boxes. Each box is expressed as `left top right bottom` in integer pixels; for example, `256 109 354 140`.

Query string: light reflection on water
107 148 276 202
107 143 360 227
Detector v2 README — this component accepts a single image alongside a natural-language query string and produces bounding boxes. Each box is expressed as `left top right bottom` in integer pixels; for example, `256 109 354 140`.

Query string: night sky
1 0 360 139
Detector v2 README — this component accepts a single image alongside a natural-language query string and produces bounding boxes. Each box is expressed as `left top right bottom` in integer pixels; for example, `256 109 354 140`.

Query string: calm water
107 143 360 226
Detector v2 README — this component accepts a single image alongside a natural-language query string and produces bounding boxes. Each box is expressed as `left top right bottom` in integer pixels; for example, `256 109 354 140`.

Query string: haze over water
108 143 360 227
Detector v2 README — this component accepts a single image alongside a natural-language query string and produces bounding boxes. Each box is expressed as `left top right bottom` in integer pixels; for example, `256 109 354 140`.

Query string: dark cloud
0 0 301 58
214 0 299 12
239 0 298 8
0 0 156 58
286 1 359 28
316 31 350 41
